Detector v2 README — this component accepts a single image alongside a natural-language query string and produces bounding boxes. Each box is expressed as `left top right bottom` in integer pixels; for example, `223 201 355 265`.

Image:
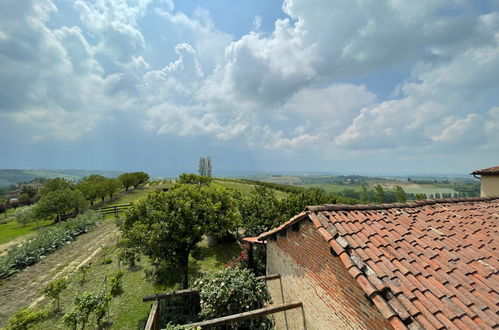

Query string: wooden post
248 242 254 272
145 300 159 330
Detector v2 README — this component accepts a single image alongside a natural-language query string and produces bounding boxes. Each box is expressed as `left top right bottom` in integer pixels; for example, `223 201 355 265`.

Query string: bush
0 211 101 279
5 308 48 330
40 278 69 310
195 267 273 329
63 290 111 329
109 270 124 296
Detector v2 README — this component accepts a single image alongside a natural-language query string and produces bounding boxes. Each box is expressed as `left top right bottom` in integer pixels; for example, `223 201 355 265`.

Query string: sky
0 0 498 176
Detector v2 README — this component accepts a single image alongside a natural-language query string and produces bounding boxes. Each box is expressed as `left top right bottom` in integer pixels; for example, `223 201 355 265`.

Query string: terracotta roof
472 165 499 175
259 197 499 329
241 236 266 244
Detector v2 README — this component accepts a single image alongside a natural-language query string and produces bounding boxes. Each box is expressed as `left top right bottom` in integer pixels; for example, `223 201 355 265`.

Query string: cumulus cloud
0 0 498 160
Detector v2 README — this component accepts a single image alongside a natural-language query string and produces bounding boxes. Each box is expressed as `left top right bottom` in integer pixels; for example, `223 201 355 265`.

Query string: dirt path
0 221 119 326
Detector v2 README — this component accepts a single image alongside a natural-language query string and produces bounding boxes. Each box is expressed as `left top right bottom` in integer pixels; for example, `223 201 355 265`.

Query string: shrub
0 211 101 279
195 267 272 329
63 290 111 330
109 270 124 296
5 308 48 330
40 278 69 310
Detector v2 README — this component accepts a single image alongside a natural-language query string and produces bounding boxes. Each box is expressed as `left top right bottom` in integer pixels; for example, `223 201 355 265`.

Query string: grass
0 219 52 245
105 188 154 206
213 179 288 199
300 183 459 196
29 241 241 330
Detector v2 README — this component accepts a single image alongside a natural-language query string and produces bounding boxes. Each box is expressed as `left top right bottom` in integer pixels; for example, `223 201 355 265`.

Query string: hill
0 169 123 188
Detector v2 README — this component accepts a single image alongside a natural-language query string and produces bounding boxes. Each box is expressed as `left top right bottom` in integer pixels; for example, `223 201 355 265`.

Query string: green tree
40 278 69 310
106 178 121 200
20 185 38 199
15 205 37 227
206 156 212 177
120 184 240 288
374 184 385 203
198 157 207 176
131 172 149 189
34 189 86 222
240 186 281 236
39 178 71 196
118 173 134 191
178 173 212 185
395 186 407 203
360 183 368 202
415 193 427 200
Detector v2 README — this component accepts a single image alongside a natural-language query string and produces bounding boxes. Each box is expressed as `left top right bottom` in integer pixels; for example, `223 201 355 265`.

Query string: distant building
254 197 499 329
471 165 499 197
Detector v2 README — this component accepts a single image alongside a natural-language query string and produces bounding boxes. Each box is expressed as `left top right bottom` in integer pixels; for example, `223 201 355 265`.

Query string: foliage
39 178 71 197
20 185 38 199
106 178 121 200
109 270 124 296
395 186 407 203
63 289 111 329
415 193 427 200
14 205 37 226
374 185 385 203
195 267 273 329
240 185 355 236
179 173 212 185
239 186 281 237
118 172 149 191
0 211 101 279
40 278 69 310
34 188 86 222
120 184 240 288
5 308 49 330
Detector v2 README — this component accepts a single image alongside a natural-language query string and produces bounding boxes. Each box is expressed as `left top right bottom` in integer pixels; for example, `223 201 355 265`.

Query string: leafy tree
118 173 134 191
63 290 111 330
198 157 207 176
20 185 38 199
120 184 240 288
39 178 71 197
374 184 385 203
18 194 34 206
106 178 121 200
40 278 69 310
360 183 369 202
34 189 86 222
131 171 149 189
0 203 7 218
206 156 212 177
415 193 427 200
395 186 407 203
195 267 272 329
15 205 37 227
178 173 212 185
240 186 281 236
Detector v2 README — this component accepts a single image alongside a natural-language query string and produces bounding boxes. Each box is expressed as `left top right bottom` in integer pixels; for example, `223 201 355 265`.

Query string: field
301 182 460 196
212 179 289 199
0 181 243 329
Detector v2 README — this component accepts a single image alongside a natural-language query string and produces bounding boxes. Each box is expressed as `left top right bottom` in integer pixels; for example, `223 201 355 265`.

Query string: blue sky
1 0 498 176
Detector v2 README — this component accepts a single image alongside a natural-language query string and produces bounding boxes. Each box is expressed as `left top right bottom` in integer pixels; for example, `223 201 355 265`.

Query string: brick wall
266 220 391 330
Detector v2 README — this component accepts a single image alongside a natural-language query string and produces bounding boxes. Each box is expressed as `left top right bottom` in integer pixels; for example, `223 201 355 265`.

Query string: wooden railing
180 301 302 329
98 204 131 216
143 274 282 330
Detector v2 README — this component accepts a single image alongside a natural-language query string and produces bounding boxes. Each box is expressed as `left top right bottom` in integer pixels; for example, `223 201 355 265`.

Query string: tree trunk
181 251 189 289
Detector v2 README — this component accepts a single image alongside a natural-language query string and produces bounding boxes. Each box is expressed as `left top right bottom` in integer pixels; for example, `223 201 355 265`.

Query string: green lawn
28 242 240 330
0 219 52 245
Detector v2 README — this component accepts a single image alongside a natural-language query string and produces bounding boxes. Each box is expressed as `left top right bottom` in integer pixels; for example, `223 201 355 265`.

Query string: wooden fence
98 204 131 216
143 274 290 330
